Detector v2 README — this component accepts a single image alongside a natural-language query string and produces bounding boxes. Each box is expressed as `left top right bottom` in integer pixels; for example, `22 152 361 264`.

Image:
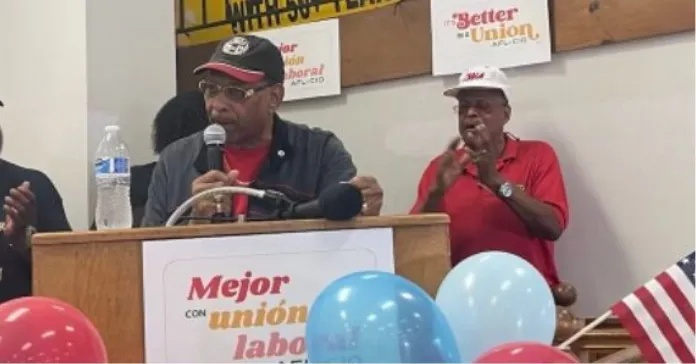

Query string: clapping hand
461 121 500 185
433 137 471 193
3 181 37 239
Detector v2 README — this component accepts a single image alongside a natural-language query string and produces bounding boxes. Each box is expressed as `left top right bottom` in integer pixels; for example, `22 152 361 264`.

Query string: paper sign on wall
142 228 394 363
430 0 552 76
253 19 341 102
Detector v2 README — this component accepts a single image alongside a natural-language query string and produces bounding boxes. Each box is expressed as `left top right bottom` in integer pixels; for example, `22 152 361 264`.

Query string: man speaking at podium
142 35 383 226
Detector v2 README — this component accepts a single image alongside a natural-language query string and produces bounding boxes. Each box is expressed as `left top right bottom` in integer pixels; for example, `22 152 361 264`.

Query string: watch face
499 182 513 198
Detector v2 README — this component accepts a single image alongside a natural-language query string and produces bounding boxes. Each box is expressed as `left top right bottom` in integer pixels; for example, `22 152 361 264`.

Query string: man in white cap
410 66 569 286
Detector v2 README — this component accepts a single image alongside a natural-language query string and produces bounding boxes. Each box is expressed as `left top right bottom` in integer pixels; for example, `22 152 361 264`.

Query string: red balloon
0 296 107 363
474 341 578 363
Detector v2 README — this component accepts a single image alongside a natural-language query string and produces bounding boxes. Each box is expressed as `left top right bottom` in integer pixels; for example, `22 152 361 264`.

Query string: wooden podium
30 214 452 363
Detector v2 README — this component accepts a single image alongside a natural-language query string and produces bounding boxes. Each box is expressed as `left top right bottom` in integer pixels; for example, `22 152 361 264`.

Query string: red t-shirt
223 143 270 216
410 137 569 285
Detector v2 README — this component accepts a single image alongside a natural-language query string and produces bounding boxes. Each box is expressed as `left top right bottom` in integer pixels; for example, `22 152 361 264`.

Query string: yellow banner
175 0 399 48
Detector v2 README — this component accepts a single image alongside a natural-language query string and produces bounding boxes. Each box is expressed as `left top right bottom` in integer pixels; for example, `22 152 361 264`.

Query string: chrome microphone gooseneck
166 186 265 227
165 186 293 227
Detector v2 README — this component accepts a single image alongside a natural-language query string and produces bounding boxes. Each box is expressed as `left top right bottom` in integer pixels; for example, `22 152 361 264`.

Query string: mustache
208 111 241 125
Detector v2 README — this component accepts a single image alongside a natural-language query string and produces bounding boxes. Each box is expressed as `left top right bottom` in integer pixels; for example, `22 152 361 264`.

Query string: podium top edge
31 214 450 246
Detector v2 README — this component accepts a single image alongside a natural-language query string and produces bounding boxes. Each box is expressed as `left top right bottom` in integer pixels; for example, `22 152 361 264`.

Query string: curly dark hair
152 91 208 154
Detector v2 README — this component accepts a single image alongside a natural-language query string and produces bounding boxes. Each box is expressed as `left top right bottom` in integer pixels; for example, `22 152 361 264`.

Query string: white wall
279 32 695 316
86 0 177 222
0 0 176 229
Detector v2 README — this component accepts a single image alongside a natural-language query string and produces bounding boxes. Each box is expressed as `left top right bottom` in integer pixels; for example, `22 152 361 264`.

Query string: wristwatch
497 181 514 199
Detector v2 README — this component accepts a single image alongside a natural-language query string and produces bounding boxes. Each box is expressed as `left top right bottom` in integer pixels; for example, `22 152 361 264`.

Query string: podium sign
142 228 395 363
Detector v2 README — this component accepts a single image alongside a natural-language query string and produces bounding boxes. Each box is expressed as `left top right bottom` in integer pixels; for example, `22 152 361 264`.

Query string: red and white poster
142 228 394 363
430 0 552 76
253 19 341 102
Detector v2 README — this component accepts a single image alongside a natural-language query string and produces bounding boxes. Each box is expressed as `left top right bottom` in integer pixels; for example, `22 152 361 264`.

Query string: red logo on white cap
465 72 485 80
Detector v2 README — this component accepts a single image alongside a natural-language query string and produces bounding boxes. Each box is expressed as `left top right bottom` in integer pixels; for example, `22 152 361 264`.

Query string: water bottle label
94 158 108 175
95 157 129 175
113 157 129 173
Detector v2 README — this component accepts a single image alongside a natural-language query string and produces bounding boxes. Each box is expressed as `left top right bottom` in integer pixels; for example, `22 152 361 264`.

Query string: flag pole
556 310 612 350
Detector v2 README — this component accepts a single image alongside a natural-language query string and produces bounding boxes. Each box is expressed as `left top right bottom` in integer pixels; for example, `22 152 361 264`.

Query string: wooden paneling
567 317 642 363
338 0 430 87
176 0 694 92
552 0 694 52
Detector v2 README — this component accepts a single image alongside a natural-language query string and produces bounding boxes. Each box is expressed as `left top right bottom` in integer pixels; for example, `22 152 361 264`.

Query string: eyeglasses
453 100 507 114
198 80 269 102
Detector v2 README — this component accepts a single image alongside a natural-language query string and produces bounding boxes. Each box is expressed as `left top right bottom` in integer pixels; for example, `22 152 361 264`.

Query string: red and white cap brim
193 62 265 84
444 80 509 98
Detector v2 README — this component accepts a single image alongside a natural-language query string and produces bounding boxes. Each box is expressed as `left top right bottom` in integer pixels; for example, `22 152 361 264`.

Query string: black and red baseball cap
193 35 285 84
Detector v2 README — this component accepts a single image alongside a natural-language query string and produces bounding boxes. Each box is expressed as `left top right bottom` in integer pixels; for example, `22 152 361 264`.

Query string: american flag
611 251 695 363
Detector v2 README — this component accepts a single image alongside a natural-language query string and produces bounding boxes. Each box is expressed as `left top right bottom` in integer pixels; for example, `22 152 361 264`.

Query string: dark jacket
130 162 156 226
0 159 71 303
0 234 30 303
0 159 71 233
141 115 358 226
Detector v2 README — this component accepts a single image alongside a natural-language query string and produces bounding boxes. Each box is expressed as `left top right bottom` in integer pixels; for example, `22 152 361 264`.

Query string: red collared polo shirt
410 136 569 285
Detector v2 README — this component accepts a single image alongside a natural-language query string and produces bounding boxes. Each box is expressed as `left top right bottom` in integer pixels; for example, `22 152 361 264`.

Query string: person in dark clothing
0 101 71 303
0 105 71 234
0 230 31 303
91 91 208 228
0 162 72 233
142 35 384 226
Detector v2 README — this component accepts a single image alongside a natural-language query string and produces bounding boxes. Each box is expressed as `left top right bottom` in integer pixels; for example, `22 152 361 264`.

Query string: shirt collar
463 133 519 176
194 114 293 174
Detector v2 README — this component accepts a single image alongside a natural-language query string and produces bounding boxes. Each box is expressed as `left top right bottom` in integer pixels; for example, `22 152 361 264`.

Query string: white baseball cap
444 65 510 99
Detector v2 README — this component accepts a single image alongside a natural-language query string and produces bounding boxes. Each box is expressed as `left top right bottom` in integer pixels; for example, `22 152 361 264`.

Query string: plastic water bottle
94 125 133 230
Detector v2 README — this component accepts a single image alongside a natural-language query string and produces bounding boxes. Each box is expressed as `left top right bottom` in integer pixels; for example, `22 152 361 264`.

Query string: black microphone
279 183 363 221
203 123 225 171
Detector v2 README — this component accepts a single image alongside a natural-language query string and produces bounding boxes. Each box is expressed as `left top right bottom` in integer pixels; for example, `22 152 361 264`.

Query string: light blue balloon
305 271 461 363
435 251 556 362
